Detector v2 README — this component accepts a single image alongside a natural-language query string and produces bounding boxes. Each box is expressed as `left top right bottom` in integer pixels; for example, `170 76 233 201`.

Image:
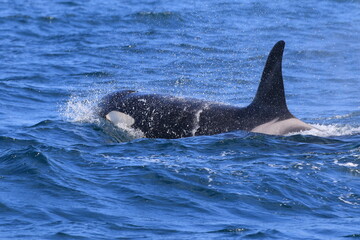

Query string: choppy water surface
1 0 359 239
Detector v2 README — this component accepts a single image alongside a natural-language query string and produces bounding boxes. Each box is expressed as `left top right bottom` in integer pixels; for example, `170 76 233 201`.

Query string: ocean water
1 0 360 239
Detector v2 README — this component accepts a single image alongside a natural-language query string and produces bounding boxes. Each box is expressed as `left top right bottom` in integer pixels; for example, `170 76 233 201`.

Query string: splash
61 94 101 124
60 90 144 141
289 124 360 137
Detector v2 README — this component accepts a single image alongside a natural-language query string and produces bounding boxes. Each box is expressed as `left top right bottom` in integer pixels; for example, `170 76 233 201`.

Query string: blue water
1 0 360 239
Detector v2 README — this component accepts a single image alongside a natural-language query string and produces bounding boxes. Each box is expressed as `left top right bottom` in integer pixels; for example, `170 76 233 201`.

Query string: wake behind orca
98 41 313 139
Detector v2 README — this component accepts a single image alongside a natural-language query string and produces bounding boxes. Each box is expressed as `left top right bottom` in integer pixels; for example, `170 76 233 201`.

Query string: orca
98 40 313 139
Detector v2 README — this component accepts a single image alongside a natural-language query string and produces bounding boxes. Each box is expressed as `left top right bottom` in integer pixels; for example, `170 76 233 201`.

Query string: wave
128 11 186 28
0 146 50 175
130 11 182 20
313 111 360 121
70 71 114 78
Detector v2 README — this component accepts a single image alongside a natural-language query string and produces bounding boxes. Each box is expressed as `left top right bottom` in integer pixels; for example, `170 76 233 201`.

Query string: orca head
98 90 135 118
247 41 313 135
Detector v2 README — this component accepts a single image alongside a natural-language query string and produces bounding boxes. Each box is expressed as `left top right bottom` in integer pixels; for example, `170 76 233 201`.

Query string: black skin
98 41 298 139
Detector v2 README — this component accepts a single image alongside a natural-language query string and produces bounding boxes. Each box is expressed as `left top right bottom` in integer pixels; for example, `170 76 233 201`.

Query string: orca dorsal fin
250 41 289 112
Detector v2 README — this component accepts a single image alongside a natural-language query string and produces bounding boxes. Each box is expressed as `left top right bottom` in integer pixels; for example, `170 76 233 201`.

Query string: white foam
338 194 359 206
287 124 360 137
334 158 359 168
